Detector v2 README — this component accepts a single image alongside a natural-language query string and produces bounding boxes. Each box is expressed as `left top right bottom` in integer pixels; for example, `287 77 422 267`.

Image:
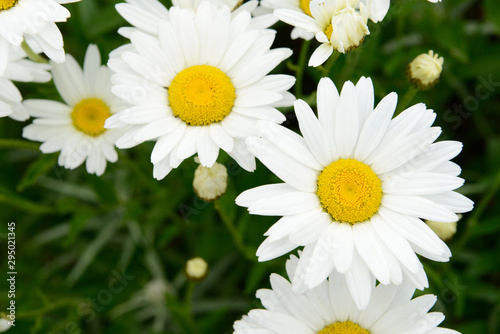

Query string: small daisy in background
0 0 81 63
0 45 51 121
23 45 126 176
237 77 473 308
234 254 459 334
106 1 295 180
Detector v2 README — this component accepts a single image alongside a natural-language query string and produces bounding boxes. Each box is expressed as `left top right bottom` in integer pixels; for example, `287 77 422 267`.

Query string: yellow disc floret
168 65 236 126
71 98 111 137
325 23 333 41
300 0 312 16
317 159 382 224
318 321 371 334
0 0 17 10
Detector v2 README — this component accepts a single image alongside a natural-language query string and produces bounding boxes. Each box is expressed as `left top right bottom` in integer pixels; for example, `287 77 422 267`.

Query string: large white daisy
0 45 51 121
0 0 80 64
22 45 125 176
115 0 276 39
274 0 371 66
234 254 459 334
106 1 295 180
237 77 473 308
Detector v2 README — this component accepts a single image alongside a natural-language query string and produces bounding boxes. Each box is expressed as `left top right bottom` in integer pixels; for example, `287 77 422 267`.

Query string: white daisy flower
234 254 459 334
106 2 295 180
275 0 371 67
22 45 125 176
237 77 473 308
0 0 81 64
0 45 51 121
115 0 276 39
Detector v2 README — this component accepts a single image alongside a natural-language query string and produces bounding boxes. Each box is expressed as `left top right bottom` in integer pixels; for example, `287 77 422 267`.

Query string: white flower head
234 255 460 334
106 1 295 180
237 77 473 309
0 45 51 121
275 0 370 66
115 0 276 39
23 45 126 176
408 50 444 90
0 0 81 63
193 156 228 201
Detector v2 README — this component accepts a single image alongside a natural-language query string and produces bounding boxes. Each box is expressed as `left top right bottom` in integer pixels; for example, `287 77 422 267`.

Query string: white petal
335 81 359 158
294 99 331 165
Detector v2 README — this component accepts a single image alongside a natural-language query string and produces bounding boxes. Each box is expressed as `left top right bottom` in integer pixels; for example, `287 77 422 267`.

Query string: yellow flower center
317 159 382 224
318 321 371 334
168 65 236 126
0 0 17 10
300 0 312 16
325 23 333 40
71 98 111 137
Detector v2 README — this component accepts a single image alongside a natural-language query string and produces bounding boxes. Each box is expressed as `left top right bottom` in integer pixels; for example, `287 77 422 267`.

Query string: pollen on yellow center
0 0 17 10
300 0 312 16
318 321 371 334
168 65 236 126
317 159 382 224
71 98 111 137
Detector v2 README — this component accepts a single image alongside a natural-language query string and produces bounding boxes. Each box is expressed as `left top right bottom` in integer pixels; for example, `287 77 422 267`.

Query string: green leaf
17 153 57 192
63 210 94 247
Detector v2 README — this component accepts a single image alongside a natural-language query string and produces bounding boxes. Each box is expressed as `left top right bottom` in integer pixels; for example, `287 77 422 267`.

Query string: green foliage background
1 0 499 333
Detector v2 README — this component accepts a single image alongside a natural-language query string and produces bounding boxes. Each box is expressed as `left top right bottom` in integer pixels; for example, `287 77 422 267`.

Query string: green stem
214 201 255 262
21 40 48 64
17 299 81 318
395 85 418 116
0 139 40 150
184 280 195 319
294 39 311 98
318 51 340 78
339 48 361 84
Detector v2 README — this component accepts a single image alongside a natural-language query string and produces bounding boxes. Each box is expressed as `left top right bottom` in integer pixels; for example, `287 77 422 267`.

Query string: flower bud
0 314 11 333
193 157 228 201
426 214 461 241
185 257 209 281
327 0 370 53
408 50 444 90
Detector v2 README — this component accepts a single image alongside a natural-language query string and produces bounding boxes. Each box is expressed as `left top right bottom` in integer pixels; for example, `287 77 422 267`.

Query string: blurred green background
1 0 499 333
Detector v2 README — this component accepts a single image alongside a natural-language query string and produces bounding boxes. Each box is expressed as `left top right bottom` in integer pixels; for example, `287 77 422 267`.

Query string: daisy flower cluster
0 0 474 332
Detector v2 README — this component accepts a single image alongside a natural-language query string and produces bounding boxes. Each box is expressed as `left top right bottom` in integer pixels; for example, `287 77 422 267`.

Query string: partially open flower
408 50 444 90
275 0 370 66
193 157 228 202
426 214 461 241
185 257 209 281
